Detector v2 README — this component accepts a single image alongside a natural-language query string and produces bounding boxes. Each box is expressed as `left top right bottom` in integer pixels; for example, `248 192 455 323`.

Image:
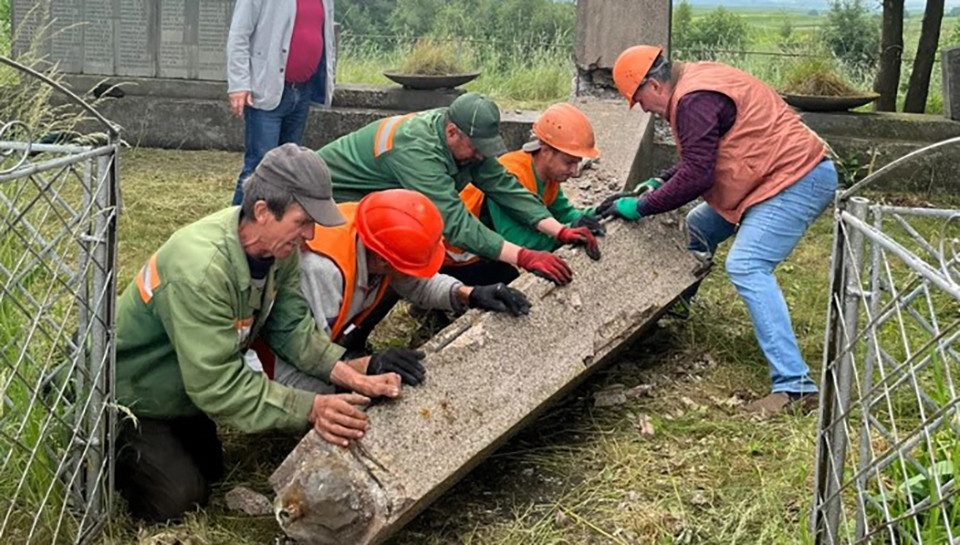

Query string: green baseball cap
448 92 507 158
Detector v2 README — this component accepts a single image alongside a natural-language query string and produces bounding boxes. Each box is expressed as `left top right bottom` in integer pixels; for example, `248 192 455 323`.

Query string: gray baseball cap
254 144 345 226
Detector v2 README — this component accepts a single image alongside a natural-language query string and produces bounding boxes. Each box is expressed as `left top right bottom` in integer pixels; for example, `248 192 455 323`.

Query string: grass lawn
100 147 862 545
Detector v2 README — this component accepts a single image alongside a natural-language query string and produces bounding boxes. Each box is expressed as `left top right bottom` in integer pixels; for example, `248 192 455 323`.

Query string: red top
284 0 325 84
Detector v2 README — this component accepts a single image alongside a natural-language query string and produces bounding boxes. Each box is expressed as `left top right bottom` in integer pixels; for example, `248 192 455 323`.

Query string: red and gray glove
516 248 573 285
557 226 601 261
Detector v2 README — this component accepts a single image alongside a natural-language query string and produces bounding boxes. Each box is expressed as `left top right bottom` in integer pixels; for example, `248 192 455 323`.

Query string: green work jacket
114 207 345 433
318 108 553 260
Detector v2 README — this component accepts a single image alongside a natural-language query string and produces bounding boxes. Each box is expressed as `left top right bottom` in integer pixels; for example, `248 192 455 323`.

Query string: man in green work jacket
317 92 600 289
114 144 412 522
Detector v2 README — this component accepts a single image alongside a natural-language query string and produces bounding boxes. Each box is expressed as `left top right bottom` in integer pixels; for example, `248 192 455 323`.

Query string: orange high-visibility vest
253 203 392 378
304 202 393 341
667 63 827 224
444 151 559 266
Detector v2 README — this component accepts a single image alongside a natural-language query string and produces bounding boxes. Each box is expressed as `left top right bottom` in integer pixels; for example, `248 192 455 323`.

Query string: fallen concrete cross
269 217 708 544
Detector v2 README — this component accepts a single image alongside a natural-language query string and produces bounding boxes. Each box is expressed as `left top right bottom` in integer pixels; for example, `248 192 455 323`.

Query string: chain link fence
813 140 960 544
0 57 121 543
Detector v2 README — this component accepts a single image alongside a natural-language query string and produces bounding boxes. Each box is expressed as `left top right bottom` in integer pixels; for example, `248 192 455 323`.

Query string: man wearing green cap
317 92 599 287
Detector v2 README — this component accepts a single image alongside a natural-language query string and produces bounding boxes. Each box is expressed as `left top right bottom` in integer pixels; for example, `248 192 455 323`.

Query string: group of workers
114 41 837 522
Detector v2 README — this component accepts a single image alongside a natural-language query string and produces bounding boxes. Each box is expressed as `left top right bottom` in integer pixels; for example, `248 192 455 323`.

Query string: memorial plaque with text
159 0 194 78
117 0 157 77
82 0 115 75
197 1 232 81
10 0 242 81
11 0 51 59
50 0 85 74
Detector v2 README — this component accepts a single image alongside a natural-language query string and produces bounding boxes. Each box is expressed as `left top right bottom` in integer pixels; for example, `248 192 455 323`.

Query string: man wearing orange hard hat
445 103 604 269
600 45 838 416
254 188 530 391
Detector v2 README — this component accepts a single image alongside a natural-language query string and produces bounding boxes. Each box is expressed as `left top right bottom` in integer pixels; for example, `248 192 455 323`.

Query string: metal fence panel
813 141 960 544
0 57 121 544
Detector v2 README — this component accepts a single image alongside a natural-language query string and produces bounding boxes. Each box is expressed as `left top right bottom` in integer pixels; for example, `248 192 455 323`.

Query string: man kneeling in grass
113 145 407 522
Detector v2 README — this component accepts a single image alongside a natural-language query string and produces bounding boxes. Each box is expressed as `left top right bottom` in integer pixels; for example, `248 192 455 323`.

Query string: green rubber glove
596 196 642 220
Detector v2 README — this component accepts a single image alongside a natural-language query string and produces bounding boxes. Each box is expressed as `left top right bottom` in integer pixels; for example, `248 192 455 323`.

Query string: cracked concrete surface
270 217 706 544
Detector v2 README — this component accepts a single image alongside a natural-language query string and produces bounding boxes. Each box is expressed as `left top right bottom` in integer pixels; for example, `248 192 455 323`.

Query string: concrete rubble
269 217 708 544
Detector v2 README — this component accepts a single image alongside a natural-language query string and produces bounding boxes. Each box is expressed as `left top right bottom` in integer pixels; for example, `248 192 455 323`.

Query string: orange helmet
532 103 600 159
355 189 446 278
612 45 664 108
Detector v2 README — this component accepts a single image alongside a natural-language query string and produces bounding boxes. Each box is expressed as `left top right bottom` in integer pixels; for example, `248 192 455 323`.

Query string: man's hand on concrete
310 393 370 448
229 91 253 118
368 348 425 386
597 197 643 221
353 372 403 399
557 226 601 261
468 283 531 316
516 249 573 285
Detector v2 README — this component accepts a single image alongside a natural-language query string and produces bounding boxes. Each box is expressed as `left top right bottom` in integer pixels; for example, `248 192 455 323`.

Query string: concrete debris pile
270 217 708 544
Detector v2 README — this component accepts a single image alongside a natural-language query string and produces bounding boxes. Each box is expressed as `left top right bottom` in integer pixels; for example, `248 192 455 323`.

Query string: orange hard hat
613 45 664 108
532 103 600 159
355 189 446 278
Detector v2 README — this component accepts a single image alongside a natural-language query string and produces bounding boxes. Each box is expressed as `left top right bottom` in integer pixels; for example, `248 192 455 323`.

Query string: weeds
398 38 467 76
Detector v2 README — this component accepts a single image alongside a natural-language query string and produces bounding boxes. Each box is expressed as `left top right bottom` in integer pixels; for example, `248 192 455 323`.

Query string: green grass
90 148 947 545
337 36 573 111
91 149 960 544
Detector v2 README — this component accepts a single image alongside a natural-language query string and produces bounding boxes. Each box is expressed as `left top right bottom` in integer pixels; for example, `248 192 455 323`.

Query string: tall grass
337 33 572 110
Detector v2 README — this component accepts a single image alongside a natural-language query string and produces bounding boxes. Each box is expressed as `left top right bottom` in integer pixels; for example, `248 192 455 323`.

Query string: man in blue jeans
227 0 337 205
601 45 837 416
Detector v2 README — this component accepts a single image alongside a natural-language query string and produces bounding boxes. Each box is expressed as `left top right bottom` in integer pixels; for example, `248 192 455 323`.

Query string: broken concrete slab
269 217 707 545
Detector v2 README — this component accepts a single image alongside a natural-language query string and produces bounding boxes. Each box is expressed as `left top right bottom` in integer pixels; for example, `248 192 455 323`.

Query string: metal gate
0 57 121 543
813 140 960 544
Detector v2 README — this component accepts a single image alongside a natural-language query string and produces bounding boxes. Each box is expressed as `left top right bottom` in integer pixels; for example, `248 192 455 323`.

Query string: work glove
571 213 605 236
557 226 602 261
468 283 531 316
368 347 426 386
597 196 643 221
596 177 663 213
516 248 573 285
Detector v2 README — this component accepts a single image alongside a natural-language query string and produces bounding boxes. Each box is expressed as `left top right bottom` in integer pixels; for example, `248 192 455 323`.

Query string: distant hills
674 0 960 12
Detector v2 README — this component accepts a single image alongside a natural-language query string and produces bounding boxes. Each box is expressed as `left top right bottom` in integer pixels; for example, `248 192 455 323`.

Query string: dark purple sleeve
637 91 737 216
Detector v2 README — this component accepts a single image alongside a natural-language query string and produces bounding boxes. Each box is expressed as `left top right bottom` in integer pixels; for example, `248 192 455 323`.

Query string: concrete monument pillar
942 46 960 121
574 0 671 96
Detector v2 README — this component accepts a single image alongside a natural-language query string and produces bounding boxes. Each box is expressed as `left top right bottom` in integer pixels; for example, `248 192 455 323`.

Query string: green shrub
820 0 880 71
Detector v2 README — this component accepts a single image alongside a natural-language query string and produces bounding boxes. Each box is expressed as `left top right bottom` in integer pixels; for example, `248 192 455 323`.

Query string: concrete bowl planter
781 92 881 112
383 71 481 90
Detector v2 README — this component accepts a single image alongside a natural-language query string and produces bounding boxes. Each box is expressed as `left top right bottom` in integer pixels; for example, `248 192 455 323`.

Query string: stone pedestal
574 0 671 96
941 46 960 121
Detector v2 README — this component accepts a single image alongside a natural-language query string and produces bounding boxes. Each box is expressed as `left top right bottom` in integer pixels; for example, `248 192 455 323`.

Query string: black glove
368 348 426 385
571 214 605 236
468 283 531 316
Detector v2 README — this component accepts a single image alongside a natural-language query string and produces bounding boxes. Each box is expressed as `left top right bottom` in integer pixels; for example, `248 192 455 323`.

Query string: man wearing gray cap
318 92 600 289
113 144 408 522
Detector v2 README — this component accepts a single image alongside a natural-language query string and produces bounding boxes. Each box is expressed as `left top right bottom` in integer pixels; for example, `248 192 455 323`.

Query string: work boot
744 392 819 417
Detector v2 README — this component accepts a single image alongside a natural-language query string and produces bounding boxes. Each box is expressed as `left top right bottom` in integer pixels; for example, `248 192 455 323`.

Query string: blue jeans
685 160 837 394
232 81 314 205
